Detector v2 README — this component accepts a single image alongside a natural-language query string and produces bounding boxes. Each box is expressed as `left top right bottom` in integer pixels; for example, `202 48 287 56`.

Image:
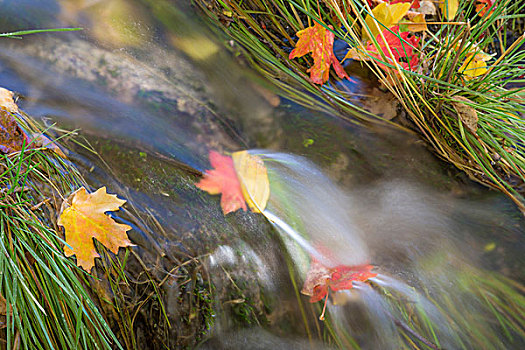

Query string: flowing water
0 0 524 349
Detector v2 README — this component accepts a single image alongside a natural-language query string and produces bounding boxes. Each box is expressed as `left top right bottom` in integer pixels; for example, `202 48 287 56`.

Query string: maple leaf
289 21 349 85
367 26 420 71
476 0 496 17
196 150 270 215
302 259 377 319
58 187 133 272
196 151 247 214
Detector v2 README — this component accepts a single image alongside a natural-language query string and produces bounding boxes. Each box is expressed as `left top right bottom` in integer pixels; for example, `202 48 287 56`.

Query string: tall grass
0 108 119 349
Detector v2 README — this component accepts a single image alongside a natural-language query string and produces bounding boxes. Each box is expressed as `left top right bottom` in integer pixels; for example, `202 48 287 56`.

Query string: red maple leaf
289 21 349 85
195 151 247 214
476 0 496 17
367 26 420 71
302 258 377 319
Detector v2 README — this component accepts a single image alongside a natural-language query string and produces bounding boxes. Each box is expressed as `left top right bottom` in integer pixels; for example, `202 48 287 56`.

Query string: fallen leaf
366 26 420 71
302 259 377 303
439 0 459 21
58 187 133 271
476 0 496 17
232 151 270 213
0 88 31 154
405 12 428 32
196 151 247 214
363 2 411 40
289 21 349 84
451 96 478 135
416 1 437 15
458 51 492 78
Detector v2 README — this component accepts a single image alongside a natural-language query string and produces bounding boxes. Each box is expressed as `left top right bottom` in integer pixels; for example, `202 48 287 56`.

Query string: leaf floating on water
302 259 377 303
451 96 478 135
57 187 133 272
289 21 349 85
232 151 270 213
196 151 247 214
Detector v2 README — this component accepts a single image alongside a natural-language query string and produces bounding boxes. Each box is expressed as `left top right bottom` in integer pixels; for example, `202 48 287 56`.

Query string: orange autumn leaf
196 150 247 214
289 21 349 85
58 187 133 272
302 259 377 303
476 0 496 17
196 150 270 215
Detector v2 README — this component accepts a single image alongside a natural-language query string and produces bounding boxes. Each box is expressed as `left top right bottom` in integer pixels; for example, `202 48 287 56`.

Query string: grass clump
0 106 119 349
194 0 525 213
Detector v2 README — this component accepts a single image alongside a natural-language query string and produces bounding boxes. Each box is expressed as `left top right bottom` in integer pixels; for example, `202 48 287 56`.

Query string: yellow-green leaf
232 151 270 213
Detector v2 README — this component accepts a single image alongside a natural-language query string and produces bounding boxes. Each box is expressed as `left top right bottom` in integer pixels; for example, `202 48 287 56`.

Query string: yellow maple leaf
58 187 133 271
439 0 459 21
363 2 411 41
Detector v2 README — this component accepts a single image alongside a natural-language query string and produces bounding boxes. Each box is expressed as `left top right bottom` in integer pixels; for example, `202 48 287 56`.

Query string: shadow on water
0 0 523 349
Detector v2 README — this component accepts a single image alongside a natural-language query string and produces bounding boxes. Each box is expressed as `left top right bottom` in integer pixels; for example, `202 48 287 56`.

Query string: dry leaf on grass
58 187 133 272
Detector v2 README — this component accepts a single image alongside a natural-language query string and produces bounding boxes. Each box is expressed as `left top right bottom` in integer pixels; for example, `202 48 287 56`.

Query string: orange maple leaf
302 259 377 319
476 0 496 17
57 187 133 271
289 21 349 84
196 151 247 214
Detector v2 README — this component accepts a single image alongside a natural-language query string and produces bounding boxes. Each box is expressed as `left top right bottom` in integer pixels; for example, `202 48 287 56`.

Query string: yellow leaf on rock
58 187 133 272
439 0 459 21
232 151 270 213
363 2 411 40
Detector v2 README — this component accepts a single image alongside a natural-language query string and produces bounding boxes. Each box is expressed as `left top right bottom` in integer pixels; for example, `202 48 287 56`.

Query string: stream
0 0 524 349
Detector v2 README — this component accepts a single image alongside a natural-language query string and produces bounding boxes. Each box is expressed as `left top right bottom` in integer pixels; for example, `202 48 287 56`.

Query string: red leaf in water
302 259 377 303
367 26 420 71
289 22 349 85
196 151 247 214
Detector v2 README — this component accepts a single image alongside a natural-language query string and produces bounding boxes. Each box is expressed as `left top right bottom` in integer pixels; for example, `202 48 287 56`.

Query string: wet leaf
439 0 459 21
452 96 478 135
196 151 247 214
367 26 420 71
289 21 349 84
0 88 31 154
58 187 133 272
363 2 411 40
232 151 270 213
302 259 377 303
